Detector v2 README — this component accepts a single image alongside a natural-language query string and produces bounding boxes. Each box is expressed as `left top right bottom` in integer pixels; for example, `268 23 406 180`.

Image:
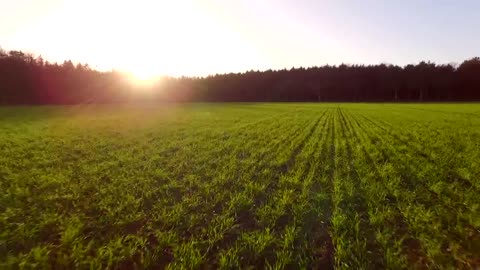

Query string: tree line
1 48 480 104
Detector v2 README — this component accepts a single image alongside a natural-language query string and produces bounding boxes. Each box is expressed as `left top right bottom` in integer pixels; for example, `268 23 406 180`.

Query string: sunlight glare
5 0 271 77
131 68 158 83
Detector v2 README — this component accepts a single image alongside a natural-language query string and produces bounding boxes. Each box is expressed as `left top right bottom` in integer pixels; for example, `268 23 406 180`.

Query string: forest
1 48 480 104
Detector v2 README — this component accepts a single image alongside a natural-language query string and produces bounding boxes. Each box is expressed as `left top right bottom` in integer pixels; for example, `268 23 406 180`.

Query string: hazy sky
1 0 479 77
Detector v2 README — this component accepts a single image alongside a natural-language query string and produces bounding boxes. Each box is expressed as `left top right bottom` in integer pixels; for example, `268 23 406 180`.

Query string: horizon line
1 46 477 79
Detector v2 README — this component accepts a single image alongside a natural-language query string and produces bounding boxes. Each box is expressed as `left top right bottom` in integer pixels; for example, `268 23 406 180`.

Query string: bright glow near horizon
2 0 480 78
2 0 273 78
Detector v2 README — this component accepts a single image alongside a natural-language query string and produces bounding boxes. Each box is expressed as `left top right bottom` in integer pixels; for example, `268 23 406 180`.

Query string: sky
1 0 480 78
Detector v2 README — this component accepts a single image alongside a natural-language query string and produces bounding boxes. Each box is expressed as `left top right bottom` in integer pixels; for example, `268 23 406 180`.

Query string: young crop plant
1 103 479 269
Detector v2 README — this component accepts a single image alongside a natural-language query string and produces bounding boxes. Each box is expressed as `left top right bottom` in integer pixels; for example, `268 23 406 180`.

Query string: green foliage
0 103 479 269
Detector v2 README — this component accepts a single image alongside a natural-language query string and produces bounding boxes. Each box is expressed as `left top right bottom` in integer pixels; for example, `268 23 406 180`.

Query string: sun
132 68 158 82
125 66 160 87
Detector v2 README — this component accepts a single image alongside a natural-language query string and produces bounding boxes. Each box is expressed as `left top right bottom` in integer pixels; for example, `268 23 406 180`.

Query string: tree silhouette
1 48 480 104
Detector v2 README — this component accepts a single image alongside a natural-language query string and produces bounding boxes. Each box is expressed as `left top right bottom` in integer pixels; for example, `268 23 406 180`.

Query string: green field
1 104 479 269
